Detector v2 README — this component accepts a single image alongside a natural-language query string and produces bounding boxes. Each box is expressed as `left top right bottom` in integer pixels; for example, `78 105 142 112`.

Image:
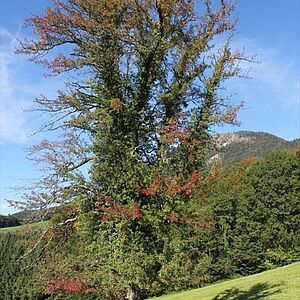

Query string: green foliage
14 219 210 299
36 205 214 299
13 0 252 298
0 221 49 235
2 150 299 298
204 150 300 277
0 231 46 299
11 0 299 298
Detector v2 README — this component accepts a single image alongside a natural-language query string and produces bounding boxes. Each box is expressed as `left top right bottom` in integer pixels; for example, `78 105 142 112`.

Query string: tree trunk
126 285 143 300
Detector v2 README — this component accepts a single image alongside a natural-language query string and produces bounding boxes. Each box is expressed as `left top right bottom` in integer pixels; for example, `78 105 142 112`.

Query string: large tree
13 0 253 298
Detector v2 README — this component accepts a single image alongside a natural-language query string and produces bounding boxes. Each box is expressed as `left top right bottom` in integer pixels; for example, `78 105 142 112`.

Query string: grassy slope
150 262 300 300
0 221 49 234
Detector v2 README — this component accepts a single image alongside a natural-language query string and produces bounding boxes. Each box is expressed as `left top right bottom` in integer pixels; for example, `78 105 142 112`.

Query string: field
149 262 300 300
0 221 49 234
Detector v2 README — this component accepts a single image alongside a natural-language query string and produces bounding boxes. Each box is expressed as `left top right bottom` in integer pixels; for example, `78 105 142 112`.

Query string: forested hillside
0 215 21 228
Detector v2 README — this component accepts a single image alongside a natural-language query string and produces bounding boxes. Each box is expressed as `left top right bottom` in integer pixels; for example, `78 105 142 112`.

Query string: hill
10 207 57 222
9 210 35 221
149 262 300 300
207 131 299 164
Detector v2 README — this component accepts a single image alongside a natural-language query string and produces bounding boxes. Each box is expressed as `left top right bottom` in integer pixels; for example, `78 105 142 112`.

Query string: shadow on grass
211 282 282 300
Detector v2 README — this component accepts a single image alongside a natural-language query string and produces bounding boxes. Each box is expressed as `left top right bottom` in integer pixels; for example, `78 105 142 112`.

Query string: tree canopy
10 1 257 299
13 0 251 211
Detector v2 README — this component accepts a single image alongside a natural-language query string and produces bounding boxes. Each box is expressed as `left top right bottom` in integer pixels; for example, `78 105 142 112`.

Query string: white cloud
0 199 10 211
232 38 300 109
1 29 298 144
0 27 65 144
0 200 19 215
0 28 33 143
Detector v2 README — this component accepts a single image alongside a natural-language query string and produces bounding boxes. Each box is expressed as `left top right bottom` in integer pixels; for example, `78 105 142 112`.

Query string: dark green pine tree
0 231 45 299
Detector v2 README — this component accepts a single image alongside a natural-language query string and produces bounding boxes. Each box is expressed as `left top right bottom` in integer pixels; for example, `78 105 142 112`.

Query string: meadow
150 262 300 300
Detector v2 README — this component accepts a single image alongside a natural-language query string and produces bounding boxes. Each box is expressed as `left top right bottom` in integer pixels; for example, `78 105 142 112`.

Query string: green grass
149 262 300 300
0 221 49 234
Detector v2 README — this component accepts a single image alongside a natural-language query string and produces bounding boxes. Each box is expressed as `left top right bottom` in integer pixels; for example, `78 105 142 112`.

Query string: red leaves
166 213 179 223
185 218 214 228
46 275 93 294
166 211 214 228
46 279 64 292
136 170 200 198
36 54 79 76
102 203 132 221
135 177 161 197
160 118 202 164
184 212 214 228
133 202 144 219
161 119 188 144
100 194 143 221
101 196 131 221
181 170 200 196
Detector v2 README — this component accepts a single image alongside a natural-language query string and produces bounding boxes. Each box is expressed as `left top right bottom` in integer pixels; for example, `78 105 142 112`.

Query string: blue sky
1 0 299 215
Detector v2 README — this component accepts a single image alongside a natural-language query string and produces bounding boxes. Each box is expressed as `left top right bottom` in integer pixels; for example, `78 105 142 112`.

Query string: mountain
10 210 35 221
10 207 56 222
207 131 299 165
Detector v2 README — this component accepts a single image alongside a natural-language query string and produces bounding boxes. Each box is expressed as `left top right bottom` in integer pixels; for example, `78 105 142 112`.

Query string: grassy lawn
0 221 49 234
149 262 300 300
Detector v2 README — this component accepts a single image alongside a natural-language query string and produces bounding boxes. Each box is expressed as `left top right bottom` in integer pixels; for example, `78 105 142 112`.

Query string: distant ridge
10 207 56 221
208 131 299 164
10 210 34 221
